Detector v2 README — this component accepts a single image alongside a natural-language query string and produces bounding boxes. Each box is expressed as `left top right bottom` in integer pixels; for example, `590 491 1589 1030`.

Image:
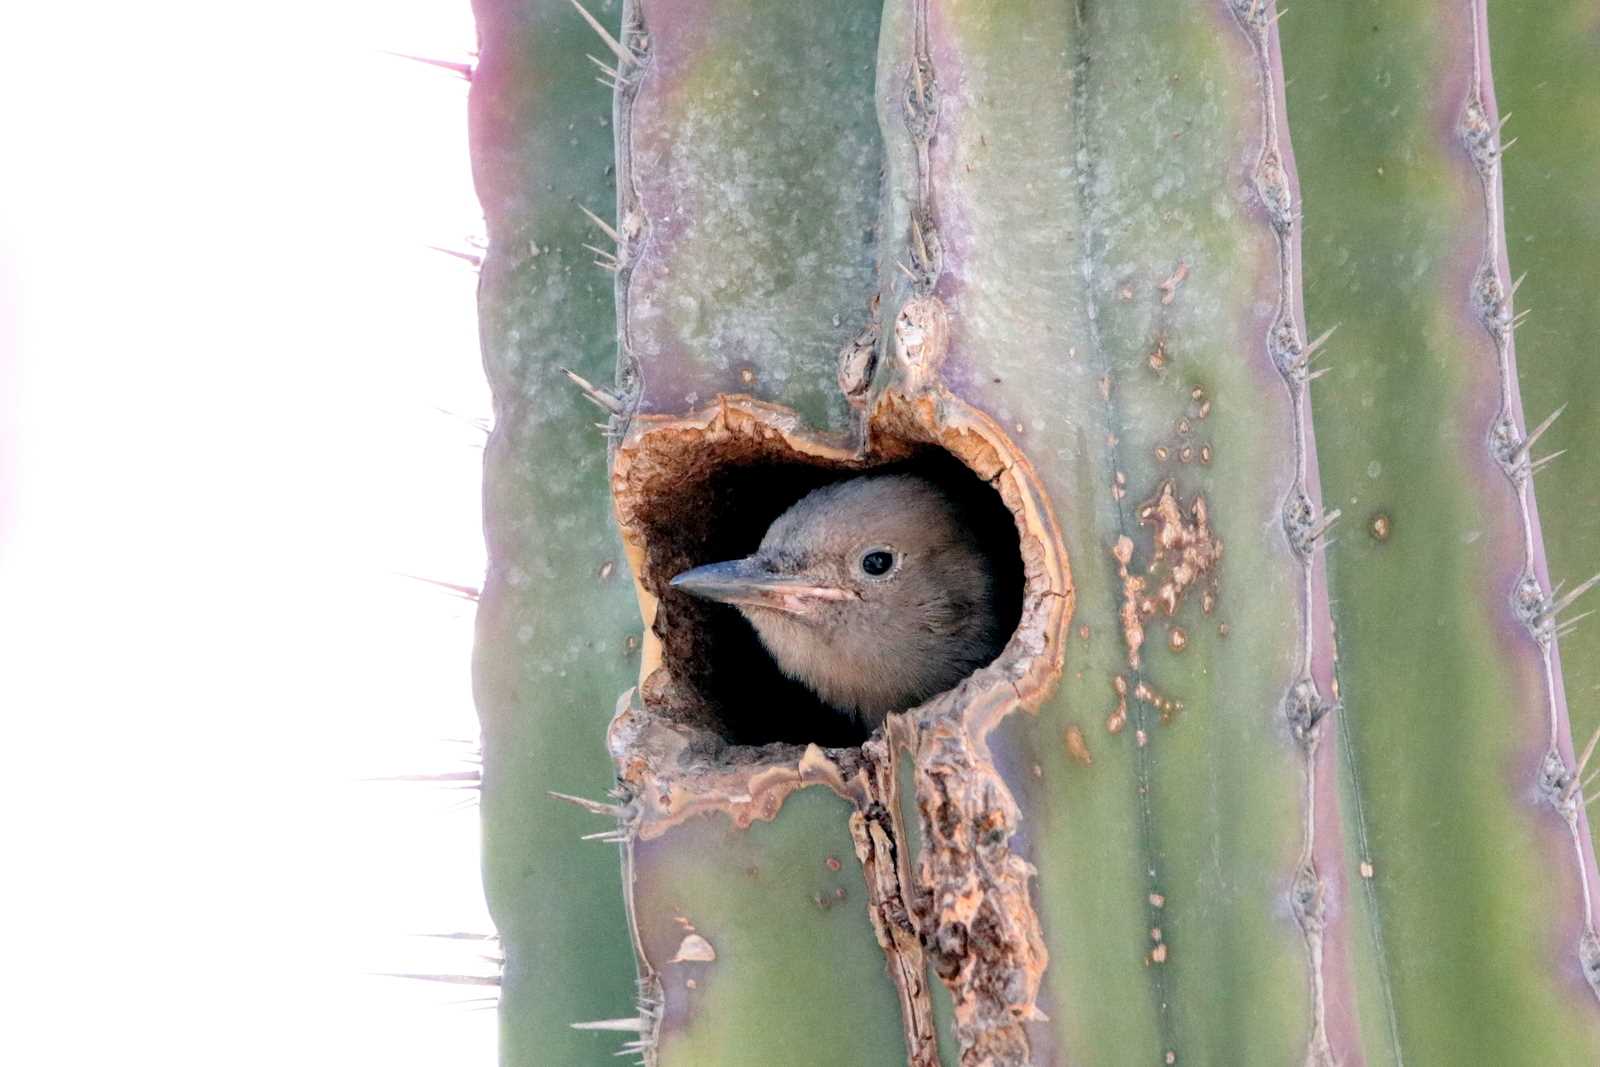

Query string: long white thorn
1303 323 1339 359
578 204 622 244
1566 724 1600 801
384 51 474 80
910 213 930 269
1530 449 1568 477
428 245 482 268
1516 404 1567 462
569 0 635 66
549 789 624 817
586 53 621 79
1554 610 1594 640
560 368 625 414
572 1017 648 1032
1547 573 1600 623
1308 508 1342 544
398 573 481 601
380 972 501 986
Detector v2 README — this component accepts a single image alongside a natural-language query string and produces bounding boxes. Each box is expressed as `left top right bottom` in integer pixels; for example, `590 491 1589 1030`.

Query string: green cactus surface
469 0 1600 1063
467 1 640 1062
1281 2 1600 1061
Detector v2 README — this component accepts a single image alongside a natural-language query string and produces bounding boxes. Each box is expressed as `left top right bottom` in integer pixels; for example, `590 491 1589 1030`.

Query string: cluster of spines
379 931 504 1012
553 784 661 1064
569 0 648 440
385 52 488 272
372 738 502 1010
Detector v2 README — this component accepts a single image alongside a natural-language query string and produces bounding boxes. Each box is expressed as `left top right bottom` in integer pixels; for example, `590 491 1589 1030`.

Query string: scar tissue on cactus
466 0 1600 1063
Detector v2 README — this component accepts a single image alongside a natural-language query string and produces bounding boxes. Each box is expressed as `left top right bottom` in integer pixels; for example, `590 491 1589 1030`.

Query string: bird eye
859 549 895 578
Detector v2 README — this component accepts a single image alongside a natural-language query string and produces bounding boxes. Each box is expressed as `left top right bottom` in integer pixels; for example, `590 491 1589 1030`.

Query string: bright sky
2 3 499 1062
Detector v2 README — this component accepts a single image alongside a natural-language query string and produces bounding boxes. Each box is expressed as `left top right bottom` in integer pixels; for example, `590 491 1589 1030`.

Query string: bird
669 472 1007 728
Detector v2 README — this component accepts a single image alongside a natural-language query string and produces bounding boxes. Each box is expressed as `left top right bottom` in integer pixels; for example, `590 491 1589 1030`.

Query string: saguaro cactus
467 0 1600 1063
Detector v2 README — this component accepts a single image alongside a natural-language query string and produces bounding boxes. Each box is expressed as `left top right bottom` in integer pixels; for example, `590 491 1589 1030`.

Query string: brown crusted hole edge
601 378 1072 833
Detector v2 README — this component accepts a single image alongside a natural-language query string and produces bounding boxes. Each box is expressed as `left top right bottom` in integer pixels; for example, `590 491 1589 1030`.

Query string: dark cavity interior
637 444 1024 749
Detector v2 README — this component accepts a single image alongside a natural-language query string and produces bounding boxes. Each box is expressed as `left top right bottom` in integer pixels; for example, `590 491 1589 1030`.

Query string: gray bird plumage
669 473 1005 727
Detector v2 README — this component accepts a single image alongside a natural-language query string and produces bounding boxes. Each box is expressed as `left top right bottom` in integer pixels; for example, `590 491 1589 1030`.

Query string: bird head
669 473 1006 726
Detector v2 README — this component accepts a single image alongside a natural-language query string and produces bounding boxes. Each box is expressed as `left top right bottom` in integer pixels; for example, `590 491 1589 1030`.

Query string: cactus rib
1282 0 1600 1057
1227 3 1346 1062
1458 0 1600 1001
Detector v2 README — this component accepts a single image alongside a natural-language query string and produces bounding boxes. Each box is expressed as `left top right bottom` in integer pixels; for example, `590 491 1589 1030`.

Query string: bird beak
669 557 853 616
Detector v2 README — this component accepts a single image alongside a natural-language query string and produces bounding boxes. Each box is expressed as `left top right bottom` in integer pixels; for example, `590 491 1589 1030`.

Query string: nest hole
625 429 1024 749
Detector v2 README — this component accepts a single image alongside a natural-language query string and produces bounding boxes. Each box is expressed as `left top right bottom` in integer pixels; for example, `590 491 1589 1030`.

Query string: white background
1 2 499 1062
